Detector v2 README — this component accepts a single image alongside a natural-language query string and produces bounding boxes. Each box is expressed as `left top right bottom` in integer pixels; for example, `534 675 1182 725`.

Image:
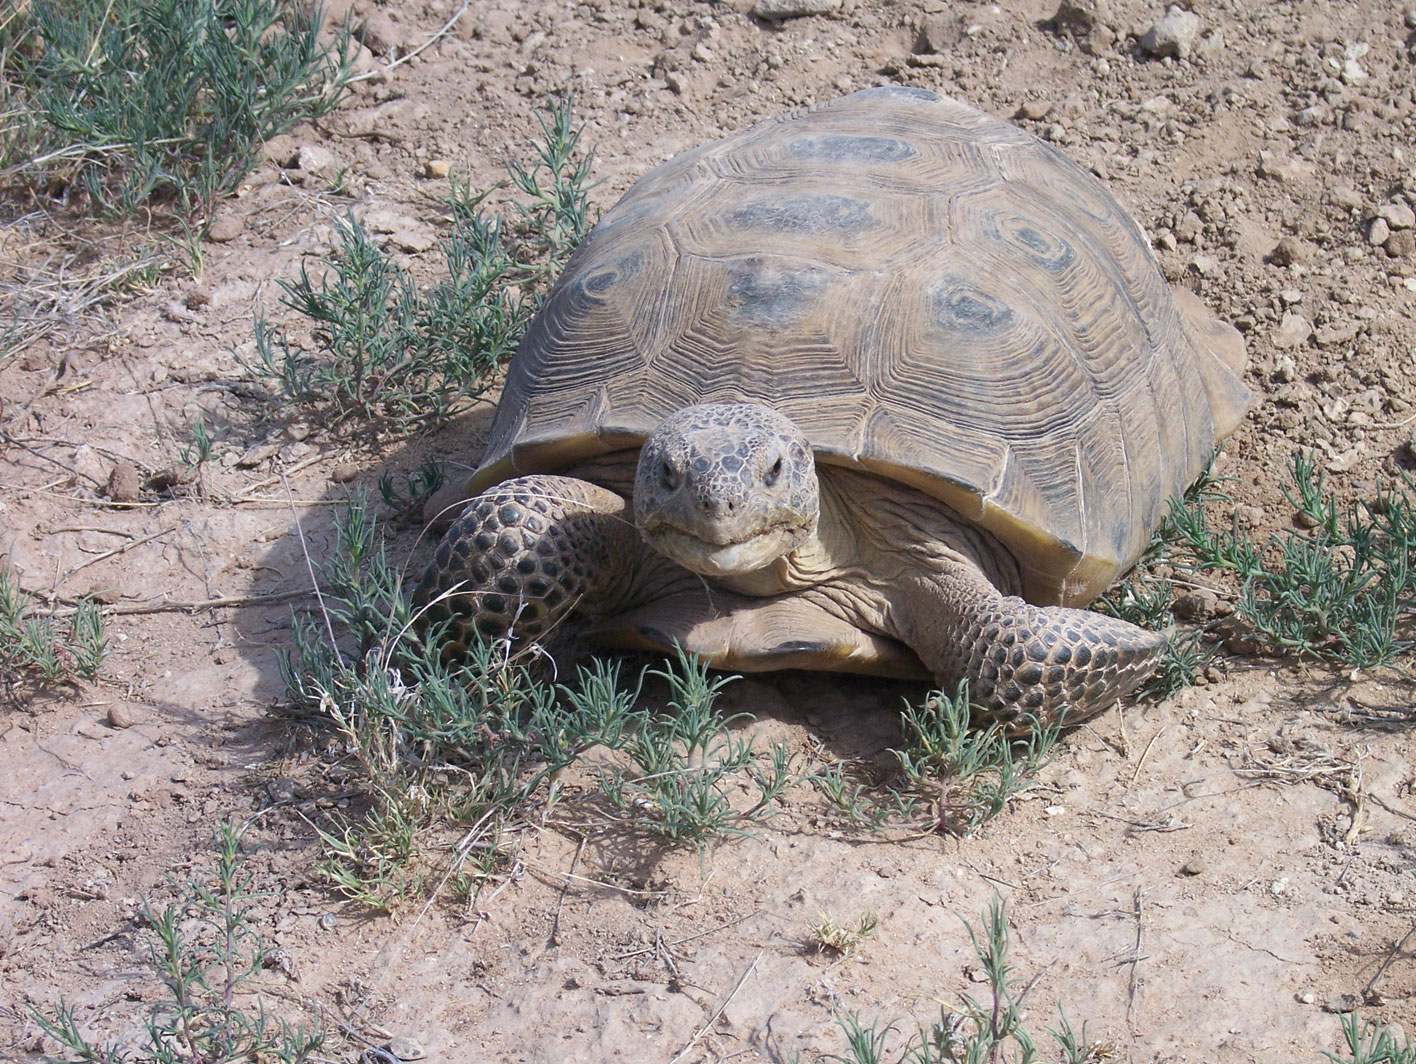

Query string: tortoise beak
645 523 806 576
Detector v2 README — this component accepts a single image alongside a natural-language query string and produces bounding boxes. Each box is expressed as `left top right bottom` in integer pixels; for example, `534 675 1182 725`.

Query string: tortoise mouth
644 522 807 577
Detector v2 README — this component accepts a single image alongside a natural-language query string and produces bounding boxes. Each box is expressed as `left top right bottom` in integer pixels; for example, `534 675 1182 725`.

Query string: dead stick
668 951 761 1064
58 523 178 583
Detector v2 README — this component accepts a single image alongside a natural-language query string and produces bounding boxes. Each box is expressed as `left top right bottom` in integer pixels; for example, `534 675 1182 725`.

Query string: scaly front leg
415 475 671 663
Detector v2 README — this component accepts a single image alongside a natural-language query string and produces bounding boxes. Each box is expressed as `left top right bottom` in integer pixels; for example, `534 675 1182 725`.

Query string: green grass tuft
30 821 323 1064
0 565 105 687
795 897 1112 1064
249 96 595 433
0 0 353 225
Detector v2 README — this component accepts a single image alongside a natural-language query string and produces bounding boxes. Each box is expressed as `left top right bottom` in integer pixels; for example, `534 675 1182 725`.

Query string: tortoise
416 86 1249 728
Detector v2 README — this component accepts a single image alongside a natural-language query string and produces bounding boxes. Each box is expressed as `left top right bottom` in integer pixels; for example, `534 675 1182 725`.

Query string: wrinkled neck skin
714 466 1022 617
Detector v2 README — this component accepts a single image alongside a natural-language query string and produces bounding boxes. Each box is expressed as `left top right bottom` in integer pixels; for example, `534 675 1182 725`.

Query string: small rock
423 159 452 179
145 466 196 493
1326 183 1364 211
235 441 280 468
1299 990 1316 1005
107 704 136 729
1378 202 1416 230
1234 504 1268 529
1189 253 1219 277
1179 858 1205 876
1295 104 1327 127
1015 100 1053 121
331 462 362 483
1173 587 1222 621
915 11 965 53
1278 288 1303 304
1387 230 1416 258
389 1036 425 1061
296 144 335 175
1369 217 1392 246
1141 5 1201 60
1268 236 1312 266
206 211 245 242
1293 509 1321 530
1175 210 1203 243
664 70 687 95
1314 322 1361 346
106 461 141 504
750 0 840 20
1271 312 1311 348
1047 0 1108 35
85 584 121 605
1406 6 1416 29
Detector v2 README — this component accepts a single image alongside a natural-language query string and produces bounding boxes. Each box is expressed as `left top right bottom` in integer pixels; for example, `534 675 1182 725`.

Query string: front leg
899 570 1167 730
414 475 674 663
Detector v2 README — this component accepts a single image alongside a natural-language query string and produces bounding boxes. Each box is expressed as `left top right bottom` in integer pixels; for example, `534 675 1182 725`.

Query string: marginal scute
470 88 1249 607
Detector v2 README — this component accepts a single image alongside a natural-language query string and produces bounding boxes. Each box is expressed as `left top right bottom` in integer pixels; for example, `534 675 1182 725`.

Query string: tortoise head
634 403 819 577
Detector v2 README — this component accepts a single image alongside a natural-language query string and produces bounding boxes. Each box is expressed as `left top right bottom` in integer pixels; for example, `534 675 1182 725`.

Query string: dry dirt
3 0 1416 1060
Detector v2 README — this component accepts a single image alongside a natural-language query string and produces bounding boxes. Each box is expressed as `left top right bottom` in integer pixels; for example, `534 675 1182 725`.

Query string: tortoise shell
470 87 1249 606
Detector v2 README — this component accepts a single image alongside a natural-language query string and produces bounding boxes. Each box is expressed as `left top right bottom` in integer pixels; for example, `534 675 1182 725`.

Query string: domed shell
472 87 1249 606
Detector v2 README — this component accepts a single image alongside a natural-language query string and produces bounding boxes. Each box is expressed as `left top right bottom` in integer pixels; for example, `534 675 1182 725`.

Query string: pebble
1271 312 1311 348
1173 587 1223 621
389 1036 425 1061
297 144 335 175
331 462 362 483
422 159 452 179
106 461 141 504
750 0 840 20
1326 183 1364 211
1388 230 1416 257
1369 217 1392 246
1406 6 1416 29
107 704 136 729
1015 99 1054 121
1378 202 1415 230
1179 858 1205 876
206 211 245 242
1269 235 1312 266
915 12 964 53
1141 5 1201 60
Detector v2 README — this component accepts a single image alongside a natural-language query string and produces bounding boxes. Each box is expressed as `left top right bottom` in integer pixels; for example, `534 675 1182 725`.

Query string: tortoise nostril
660 459 680 491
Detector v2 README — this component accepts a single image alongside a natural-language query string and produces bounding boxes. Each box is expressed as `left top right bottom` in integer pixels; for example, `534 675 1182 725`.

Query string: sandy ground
3 0 1416 1060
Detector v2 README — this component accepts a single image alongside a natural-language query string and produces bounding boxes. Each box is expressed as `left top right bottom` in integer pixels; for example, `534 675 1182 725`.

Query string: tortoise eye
764 455 783 486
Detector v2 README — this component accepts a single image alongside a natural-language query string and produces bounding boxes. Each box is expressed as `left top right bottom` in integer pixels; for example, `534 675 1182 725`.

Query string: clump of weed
1105 451 1416 692
1168 452 1415 669
30 821 323 1064
1324 1013 1416 1064
809 683 1058 837
595 655 794 844
249 97 594 433
280 493 790 909
809 910 879 956
378 457 445 525
795 897 1110 1064
0 565 105 687
0 0 353 225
